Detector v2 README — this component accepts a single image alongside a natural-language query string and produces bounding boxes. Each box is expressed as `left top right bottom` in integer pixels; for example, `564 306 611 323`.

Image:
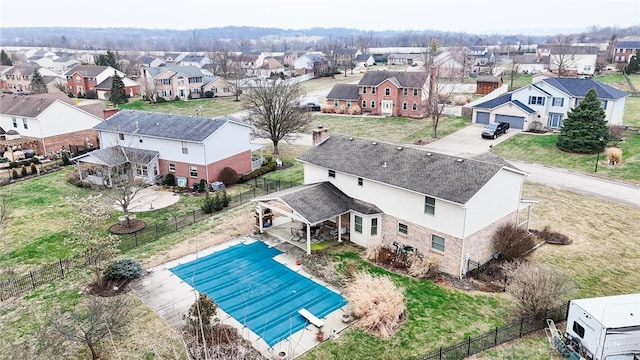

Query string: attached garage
495 114 524 129
476 111 490 124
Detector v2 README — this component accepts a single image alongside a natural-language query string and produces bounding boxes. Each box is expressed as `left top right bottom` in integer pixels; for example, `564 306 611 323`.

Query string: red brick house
65 65 139 99
475 76 503 95
325 71 429 117
613 38 640 63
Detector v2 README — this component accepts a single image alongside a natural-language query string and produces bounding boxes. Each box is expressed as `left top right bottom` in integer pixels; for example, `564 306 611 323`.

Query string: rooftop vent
349 137 354 141
382 161 387 168
426 152 432 156
372 142 377 145
397 146 403 151
456 158 464 163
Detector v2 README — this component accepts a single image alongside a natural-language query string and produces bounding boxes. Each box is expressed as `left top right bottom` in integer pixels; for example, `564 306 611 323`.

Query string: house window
431 234 445 252
223 87 230 93
412 103 418 111
584 65 592 72
75 76 81 84
362 87 367 94
398 223 408 235
413 89 418 96
168 163 176 172
601 100 607 110
574 98 581 107
552 97 564 107
547 113 564 128
346 100 351 108
160 78 171 85
136 165 148 177
385 87 390 96
402 102 407 110
334 99 339 107
12 117 17 128
328 169 335 178
371 100 376 108
371 87 376 94
425 196 436 215
403 88 408 96
22 118 28 129
371 218 378 236
118 133 124 140
181 141 188 154
572 322 585 338
358 177 363 186
189 165 198 177
362 100 366 108
354 215 362 233
528 96 545 105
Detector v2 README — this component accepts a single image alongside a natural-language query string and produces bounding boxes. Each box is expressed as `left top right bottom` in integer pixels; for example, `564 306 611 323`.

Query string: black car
481 122 510 139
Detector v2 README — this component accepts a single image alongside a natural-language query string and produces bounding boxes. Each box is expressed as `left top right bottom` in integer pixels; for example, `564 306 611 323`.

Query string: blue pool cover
170 241 347 347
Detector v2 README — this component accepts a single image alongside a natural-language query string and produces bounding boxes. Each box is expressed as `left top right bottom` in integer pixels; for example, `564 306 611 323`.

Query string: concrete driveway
421 124 519 157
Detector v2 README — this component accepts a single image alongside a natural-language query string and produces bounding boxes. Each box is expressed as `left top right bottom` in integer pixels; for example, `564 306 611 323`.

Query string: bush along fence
0 177 302 302
466 259 508 292
415 302 569 360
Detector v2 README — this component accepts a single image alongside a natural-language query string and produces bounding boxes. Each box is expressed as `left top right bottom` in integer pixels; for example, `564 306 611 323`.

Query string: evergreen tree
557 88 609 153
109 71 128 104
0 50 12 66
95 50 119 70
625 55 638 74
30 68 48 94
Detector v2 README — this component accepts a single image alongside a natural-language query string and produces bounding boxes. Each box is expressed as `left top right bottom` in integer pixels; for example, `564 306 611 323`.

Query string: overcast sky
1 0 638 35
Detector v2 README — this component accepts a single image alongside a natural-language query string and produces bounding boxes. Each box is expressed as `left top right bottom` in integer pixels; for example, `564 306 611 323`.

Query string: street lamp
594 136 604 172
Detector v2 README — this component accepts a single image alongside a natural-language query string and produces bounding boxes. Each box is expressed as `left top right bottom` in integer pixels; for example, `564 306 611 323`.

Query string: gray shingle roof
0 93 77 117
473 93 535 114
358 71 428 88
476 76 502 83
298 135 512 204
615 40 640 49
65 64 110 77
146 65 204 78
84 146 159 166
542 78 628 100
253 182 381 224
93 110 250 142
326 84 360 100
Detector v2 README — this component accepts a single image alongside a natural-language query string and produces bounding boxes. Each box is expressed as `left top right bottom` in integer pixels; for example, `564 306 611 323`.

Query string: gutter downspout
203 141 209 184
460 206 468 279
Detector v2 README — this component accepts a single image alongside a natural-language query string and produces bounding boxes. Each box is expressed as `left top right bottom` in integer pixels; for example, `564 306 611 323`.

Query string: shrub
321 105 335 113
605 147 622 165
174 95 180 101
345 271 406 339
535 226 571 245
204 91 214 98
67 91 74 98
237 162 277 183
103 259 142 281
156 96 167 103
201 191 223 214
187 93 193 100
218 167 239 186
20 165 27 176
30 162 37 175
62 152 70 166
504 260 574 317
348 105 362 115
8 161 18 169
11 168 19 178
301 253 344 288
84 89 98 99
198 178 207 192
407 253 439 279
608 125 625 147
76 91 84 98
492 223 536 260
30 157 40 164
336 104 347 114
183 293 219 337
163 173 176 186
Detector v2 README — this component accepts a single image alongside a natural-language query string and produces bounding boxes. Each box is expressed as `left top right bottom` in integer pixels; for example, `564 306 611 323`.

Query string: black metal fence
0 177 301 302
466 259 508 292
416 303 569 360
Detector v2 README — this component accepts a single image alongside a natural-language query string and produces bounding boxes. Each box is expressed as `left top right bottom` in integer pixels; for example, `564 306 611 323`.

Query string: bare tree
65 194 119 286
139 65 157 102
608 125 625 147
508 54 522 91
504 260 574 317
423 38 441 69
243 79 310 157
356 32 375 54
550 34 575 76
0 193 14 274
49 296 132 360
189 30 201 51
422 61 461 138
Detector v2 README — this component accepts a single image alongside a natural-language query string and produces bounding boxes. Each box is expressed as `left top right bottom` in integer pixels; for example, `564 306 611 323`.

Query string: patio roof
72 146 159 166
253 182 381 225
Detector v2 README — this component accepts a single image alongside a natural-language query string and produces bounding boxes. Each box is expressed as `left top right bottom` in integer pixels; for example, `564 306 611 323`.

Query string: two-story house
253 131 531 278
536 45 599 76
283 50 306 67
472 77 628 130
85 110 261 188
65 65 139 98
138 55 165 68
202 75 234 97
257 58 286 78
325 71 429 117
613 37 640 64
140 65 205 100
293 53 331 77
0 93 103 159
179 55 212 69
3 65 57 94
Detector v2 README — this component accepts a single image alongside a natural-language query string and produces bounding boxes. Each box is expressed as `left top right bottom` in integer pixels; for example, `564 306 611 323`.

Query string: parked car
299 103 321 112
481 122 510 139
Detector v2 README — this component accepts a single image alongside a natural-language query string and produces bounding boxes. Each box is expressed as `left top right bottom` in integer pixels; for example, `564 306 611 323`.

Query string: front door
381 100 393 115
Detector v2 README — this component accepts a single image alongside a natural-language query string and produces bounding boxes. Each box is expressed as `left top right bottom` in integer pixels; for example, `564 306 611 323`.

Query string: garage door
476 111 490 124
495 114 524 129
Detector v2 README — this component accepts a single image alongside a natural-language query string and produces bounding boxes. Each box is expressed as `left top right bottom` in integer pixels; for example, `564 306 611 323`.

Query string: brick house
87 110 263 188
65 65 139 98
613 38 640 63
325 71 429 117
253 132 532 277
0 92 102 159
140 65 205 100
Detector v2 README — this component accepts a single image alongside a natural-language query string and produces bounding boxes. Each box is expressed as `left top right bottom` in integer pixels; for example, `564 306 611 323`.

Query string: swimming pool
170 240 347 347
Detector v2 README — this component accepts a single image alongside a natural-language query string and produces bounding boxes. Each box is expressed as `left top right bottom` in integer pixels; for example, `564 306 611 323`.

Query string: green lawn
493 133 640 182
505 73 534 90
119 96 244 117
624 96 640 127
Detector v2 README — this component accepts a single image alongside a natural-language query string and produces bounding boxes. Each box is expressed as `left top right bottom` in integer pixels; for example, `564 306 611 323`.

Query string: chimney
103 104 119 119
312 126 329 146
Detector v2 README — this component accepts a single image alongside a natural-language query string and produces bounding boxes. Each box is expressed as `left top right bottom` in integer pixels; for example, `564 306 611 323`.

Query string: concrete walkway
127 186 181 212
131 235 351 360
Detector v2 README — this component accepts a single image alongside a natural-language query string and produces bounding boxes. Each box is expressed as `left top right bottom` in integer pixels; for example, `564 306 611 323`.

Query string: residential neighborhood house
536 45 598 76
65 65 140 99
140 65 233 100
0 92 103 160
472 77 628 130
325 70 429 117
253 131 532 278
613 36 640 64
83 110 262 188
293 53 332 77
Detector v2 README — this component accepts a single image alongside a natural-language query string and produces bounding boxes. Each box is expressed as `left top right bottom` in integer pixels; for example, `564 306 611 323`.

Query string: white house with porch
253 130 533 278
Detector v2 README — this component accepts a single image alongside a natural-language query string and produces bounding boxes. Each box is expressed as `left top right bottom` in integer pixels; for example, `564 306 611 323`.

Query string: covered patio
252 182 381 254
72 146 160 186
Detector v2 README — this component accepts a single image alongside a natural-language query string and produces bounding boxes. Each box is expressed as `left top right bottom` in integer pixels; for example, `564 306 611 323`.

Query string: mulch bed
86 280 131 297
109 219 147 234
278 162 293 170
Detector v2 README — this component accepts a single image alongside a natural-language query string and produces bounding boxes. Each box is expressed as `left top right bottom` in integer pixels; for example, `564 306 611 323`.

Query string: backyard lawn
119 96 244 117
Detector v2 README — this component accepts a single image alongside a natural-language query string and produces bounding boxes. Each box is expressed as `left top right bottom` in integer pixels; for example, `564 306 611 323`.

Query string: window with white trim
189 165 198 177
412 103 418 111
357 177 363 186
362 100 366 108
398 223 408 235
552 97 564 107
402 102 407 110
118 133 124 140
403 88 408 96
328 169 335 178
362 86 367 94
371 87 376 94
346 100 351 108
413 89 418 96
168 163 176 172
385 87 390 96
528 96 545 105
425 196 435 215
431 234 445 252
334 99 339 107
22 118 28 129
354 215 362 233
181 141 188 154
601 100 608 110
371 218 378 235
371 100 375 108
12 117 17 128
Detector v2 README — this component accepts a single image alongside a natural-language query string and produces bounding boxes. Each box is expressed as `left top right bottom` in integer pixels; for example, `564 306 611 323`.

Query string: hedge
238 162 277 183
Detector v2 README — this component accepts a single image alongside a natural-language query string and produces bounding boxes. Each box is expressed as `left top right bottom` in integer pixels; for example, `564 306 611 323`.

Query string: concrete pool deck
131 235 351 359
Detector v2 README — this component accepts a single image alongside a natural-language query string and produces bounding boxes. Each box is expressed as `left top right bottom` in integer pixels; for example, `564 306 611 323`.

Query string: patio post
257 203 264 233
306 223 311 255
337 215 342 243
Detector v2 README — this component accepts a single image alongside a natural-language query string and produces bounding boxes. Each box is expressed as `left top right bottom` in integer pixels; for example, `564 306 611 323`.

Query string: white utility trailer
565 293 640 360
